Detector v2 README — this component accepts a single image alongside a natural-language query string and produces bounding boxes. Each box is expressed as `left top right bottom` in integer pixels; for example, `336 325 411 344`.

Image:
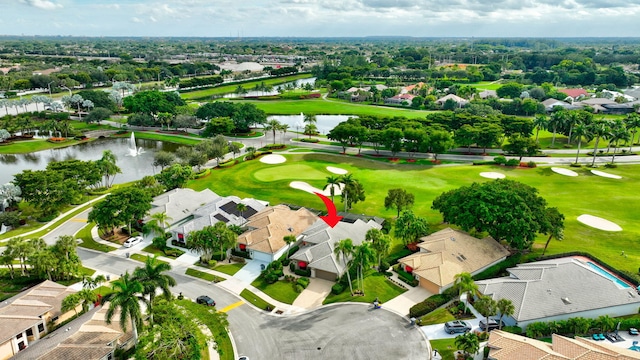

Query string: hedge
294 268 311 277
472 253 523 281
384 248 413 266
409 293 453 318
395 266 418 287
331 283 345 295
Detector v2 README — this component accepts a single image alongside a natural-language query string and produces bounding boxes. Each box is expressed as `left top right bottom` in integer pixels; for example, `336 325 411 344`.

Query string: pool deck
572 255 636 288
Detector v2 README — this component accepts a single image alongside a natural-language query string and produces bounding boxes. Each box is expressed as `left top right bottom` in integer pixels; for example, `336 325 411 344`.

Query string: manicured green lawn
187 152 640 274
419 307 455 325
185 268 225 283
430 338 457 360
181 73 313 100
251 277 301 305
323 272 406 305
176 299 234 360
240 288 274 311
129 253 169 266
0 138 86 154
123 131 202 145
213 263 245 276
141 244 185 258
231 98 432 119
76 222 117 252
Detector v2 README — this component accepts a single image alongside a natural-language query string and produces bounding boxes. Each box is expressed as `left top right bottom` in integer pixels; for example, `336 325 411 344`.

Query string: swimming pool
587 262 631 288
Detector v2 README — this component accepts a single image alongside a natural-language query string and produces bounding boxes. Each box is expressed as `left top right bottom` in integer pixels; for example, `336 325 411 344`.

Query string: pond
222 77 317 99
1 137 182 185
266 114 356 135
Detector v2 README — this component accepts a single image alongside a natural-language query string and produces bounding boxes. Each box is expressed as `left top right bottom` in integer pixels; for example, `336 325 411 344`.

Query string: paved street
77 248 429 359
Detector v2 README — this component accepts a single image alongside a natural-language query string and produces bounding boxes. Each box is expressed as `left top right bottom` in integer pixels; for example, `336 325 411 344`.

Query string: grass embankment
251 277 301 305
126 131 203 145
187 152 640 274
429 338 457 360
185 268 225 283
76 222 117 252
213 263 245 276
419 307 456 325
181 73 313 100
0 138 86 154
177 299 234 360
323 272 406 305
128 253 169 266
239 288 274 311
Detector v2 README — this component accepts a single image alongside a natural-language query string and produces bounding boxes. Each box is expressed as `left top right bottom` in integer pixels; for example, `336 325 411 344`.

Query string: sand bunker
577 214 622 232
480 172 506 179
326 166 348 175
290 181 344 196
590 170 622 179
260 154 286 164
551 167 578 177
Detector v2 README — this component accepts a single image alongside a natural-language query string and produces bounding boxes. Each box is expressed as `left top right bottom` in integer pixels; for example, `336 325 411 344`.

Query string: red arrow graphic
315 192 343 228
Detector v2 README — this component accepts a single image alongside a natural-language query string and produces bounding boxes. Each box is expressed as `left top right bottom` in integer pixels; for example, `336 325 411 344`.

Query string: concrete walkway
292 277 333 309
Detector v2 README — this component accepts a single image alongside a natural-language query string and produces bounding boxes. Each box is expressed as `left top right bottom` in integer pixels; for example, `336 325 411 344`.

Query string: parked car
479 318 504 331
629 328 639 335
123 236 143 248
444 320 472 334
196 295 216 307
238 356 249 360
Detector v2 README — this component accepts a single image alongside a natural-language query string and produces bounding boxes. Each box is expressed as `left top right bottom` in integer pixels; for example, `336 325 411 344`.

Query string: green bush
152 236 167 251
208 260 217 268
473 254 522 281
297 277 310 289
295 284 305 293
379 261 390 273
409 293 453 318
289 262 296 272
264 272 278 284
331 283 345 295
493 155 507 165
472 160 496 166
502 326 523 335
527 161 537 168
0 211 20 227
294 268 311 277
505 158 520 167
300 138 319 143
395 267 418 287
385 248 413 265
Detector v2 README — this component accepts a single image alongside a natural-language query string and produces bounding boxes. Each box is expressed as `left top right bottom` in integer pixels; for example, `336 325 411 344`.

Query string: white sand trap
480 172 506 179
577 214 622 232
590 170 622 179
551 167 579 177
260 154 286 164
326 166 348 175
290 181 344 196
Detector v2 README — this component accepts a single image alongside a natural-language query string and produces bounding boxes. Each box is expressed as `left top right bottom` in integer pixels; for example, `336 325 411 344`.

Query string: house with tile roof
477 257 640 331
169 194 267 246
397 228 509 294
13 304 135 360
435 94 469 108
487 330 640 360
0 281 79 360
236 205 318 263
147 188 219 227
384 93 416 106
558 88 589 101
575 97 617 113
289 218 382 281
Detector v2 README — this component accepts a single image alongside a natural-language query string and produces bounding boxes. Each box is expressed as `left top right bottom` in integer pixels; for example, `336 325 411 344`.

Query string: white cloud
19 0 62 10
131 17 143 23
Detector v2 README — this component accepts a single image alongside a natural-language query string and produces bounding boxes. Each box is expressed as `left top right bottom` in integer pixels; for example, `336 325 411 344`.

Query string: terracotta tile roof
237 205 318 254
398 228 509 288
558 88 589 99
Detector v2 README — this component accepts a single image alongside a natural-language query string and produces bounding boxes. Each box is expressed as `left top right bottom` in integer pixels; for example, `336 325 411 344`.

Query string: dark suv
479 318 503 331
196 295 216 307
444 320 472 334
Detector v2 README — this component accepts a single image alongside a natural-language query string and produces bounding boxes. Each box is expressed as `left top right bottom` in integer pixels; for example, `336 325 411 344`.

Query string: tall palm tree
303 114 317 139
474 296 498 332
105 271 144 342
609 125 630 165
325 175 341 203
339 174 355 212
366 228 389 268
624 113 640 152
549 110 567 147
7 237 30 276
77 288 98 313
455 332 479 358
133 255 176 324
283 235 296 259
265 119 281 144
454 272 478 314
98 150 121 188
61 293 82 317
83 274 107 294
533 114 548 143
541 207 565 256
353 242 376 295
236 203 247 224
572 122 590 164
146 211 172 237
496 298 515 330
280 124 289 144
589 120 611 167
334 238 355 295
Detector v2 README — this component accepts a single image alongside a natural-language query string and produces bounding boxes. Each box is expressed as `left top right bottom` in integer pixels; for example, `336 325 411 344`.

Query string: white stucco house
477 257 640 331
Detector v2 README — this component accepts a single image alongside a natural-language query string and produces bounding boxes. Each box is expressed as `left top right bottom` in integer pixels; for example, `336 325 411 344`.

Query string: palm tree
264 119 281 144
133 255 176 324
597 315 615 333
541 207 564 256
283 235 296 259
77 288 98 313
589 120 611 167
325 175 341 203
496 298 515 330
334 238 355 295
339 174 355 212
625 113 640 152
236 203 247 225
7 237 30 276
474 296 498 332
366 229 390 268
454 272 478 314
609 125 630 165
303 114 317 139
146 211 172 237
353 242 376 295
280 123 289 144
533 114 547 143
98 150 121 188
61 293 82 317
105 271 144 342
455 332 479 358
549 110 567 147
83 274 107 295
572 122 590 164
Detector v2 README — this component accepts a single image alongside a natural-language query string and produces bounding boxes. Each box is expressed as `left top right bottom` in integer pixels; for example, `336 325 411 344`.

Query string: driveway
232 259 267 284
421 317 481 340
292 277 333 309
383 285 433 316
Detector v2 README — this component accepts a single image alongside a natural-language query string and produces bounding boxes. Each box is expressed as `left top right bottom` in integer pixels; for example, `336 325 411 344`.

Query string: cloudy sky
2 0 640 37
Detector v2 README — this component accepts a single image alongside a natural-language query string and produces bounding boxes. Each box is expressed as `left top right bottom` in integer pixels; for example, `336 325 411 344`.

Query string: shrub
0 211 20 228
472 160 496 166
570 163 582 168
385 248 413 265
152 236 167 251
527 161 537 168
379 261 390 273
502 326 523 335
289 263 295 272
493 155 507 165
208 260 217 268
36 212 58 222
295 284 305 293
281 258 291 266
264 272 278 284
231 249 251 259
297 277 310 289
331 283 345 295
294 268 311 277
505 158 520 167
300 138 319 143
395 267 418 287
409 293 453 318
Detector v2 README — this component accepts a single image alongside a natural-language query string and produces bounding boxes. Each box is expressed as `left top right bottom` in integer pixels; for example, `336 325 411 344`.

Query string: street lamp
61 85 72 96
47 81 54 96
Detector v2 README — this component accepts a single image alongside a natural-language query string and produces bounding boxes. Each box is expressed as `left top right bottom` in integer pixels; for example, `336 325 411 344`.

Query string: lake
266 114 356 135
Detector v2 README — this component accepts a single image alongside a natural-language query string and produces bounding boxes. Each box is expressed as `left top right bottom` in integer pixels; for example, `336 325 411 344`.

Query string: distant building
557 88 589 101
435 94 469 108
384 93 416 106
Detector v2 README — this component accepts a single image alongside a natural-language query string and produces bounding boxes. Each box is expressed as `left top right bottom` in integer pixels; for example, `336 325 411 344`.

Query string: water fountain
128 132 143 156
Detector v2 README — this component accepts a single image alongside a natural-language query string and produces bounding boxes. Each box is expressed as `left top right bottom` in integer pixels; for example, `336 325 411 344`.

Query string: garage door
419 278 441 294
250 251 273 263
314 269 337 282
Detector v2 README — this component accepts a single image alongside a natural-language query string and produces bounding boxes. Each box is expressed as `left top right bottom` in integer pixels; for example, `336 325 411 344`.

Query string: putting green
253 164 329 182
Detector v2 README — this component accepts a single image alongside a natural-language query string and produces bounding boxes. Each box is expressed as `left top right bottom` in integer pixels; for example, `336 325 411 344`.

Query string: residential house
170 195 267 246
289 218 382 281
435 94 469 108
147 188 220 228
13 304 135 360
542 98 580 112
0 281 78 360
384 93 416 106
478 90 497 99
575 97 617 113
558 88 589 102
236 205 318 263
601 102 639 115
397 228 509 294
401 82 426 94
476 257 640 330
602 90 636 103
487 330 640 360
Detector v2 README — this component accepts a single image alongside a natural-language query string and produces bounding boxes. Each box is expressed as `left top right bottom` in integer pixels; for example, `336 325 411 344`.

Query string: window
26 329 33 337
18 341 25 351
38 323 45 333
16 333 23 339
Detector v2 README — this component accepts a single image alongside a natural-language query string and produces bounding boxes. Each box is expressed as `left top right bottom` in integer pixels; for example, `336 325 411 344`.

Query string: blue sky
2 0 640 37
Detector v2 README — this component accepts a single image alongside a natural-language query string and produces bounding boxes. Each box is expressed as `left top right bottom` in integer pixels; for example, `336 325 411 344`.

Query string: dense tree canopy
432 179 559 250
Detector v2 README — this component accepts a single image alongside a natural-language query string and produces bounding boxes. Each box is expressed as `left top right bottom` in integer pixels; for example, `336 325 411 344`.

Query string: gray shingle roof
477 257 640 322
